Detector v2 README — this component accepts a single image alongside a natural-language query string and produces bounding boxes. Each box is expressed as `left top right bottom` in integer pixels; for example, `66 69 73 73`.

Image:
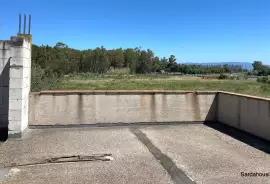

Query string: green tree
252 61 270 76
109 48 125 69
151 56 161 72
223 64 231 73
124 48 138 73
168 55 176 65
136 50 153 73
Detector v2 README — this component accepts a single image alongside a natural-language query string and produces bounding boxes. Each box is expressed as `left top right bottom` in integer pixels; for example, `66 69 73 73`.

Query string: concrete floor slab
0 127 173 184
141 125 270 184
0 124 269 184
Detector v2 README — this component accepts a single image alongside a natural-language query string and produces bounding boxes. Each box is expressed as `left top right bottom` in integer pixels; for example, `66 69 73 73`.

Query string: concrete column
8 36 31 138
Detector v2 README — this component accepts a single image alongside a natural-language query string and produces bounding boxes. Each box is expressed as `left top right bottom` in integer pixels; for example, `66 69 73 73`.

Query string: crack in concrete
3 154 112 168
130 128 196 184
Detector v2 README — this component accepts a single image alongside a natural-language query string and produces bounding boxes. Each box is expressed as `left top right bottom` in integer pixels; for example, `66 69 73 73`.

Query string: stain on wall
29 91 217 126
218 92 270 141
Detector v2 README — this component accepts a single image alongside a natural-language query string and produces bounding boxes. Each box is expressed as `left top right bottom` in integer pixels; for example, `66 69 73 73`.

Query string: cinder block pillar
8 36 31 138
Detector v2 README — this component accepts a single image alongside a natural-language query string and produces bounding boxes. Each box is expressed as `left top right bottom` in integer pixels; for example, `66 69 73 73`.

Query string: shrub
77 72 97 78
257 76 270 84
243 74 249 80
106 67 131 76
218 73 228 80
31 64 63 92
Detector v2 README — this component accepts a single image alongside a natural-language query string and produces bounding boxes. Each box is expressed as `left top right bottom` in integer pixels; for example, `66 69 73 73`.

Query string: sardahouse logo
241 172 270 177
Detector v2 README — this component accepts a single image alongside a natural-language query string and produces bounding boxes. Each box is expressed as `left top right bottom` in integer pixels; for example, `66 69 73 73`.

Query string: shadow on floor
204 122 270 154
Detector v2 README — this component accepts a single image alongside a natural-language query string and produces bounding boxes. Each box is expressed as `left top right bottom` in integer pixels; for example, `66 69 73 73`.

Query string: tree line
32 42 250 77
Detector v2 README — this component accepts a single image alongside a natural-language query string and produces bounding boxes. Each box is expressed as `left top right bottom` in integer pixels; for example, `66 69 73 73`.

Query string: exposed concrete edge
31 90 219 95
9 36 25 46
30 90 270 100
218 91 270 101
28 121 215 129
1 36 27 49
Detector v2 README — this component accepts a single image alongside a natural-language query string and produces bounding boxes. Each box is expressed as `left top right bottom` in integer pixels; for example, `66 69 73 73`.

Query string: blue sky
1 0 270 64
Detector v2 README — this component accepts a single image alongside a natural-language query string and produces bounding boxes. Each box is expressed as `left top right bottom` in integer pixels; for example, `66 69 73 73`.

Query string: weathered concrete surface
141 125 270 184
8 36 32 138
218 92 270 141
28 90 270 142
0 125 269 184
29 91 217 125
0 127 173 184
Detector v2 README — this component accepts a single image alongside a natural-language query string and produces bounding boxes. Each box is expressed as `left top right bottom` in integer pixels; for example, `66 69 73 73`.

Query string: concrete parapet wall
29 90 270 141
29 90 218 126
218 91 270 141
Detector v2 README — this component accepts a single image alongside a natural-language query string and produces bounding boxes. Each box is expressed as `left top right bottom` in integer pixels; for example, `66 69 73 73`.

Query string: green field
50 75 270 98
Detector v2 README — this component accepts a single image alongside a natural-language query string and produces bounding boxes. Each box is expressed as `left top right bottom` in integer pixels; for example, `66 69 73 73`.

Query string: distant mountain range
183 62 253 70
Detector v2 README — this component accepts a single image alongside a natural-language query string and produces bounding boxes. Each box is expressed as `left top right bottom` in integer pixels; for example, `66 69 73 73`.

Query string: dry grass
53 75 270 98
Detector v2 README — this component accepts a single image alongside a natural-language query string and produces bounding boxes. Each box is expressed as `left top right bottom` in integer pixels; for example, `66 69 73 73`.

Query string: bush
76 72 97 79
31 64 63 92
218 73 228 80
257 76 270 84
106 67 131 76
243 74 249 80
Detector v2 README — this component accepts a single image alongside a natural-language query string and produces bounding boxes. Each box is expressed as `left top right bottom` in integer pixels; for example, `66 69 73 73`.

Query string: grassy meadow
48 73 270 98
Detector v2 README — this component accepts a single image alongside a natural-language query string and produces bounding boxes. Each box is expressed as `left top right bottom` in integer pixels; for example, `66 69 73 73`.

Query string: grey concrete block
8 120 21 131
10 58 30 68
9 88 28 100
9 78 29 89
8 109 23 121
10 47 30 59
9 98 24 110
9 94 28 109
10 67 30 79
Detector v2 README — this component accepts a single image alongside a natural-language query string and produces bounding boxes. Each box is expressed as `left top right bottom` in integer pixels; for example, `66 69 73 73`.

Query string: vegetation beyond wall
31 43 270 94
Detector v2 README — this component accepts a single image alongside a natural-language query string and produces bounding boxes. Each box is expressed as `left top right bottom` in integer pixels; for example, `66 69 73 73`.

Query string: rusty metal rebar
18 14 21 34
28 14 31 34
23 14 26 34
